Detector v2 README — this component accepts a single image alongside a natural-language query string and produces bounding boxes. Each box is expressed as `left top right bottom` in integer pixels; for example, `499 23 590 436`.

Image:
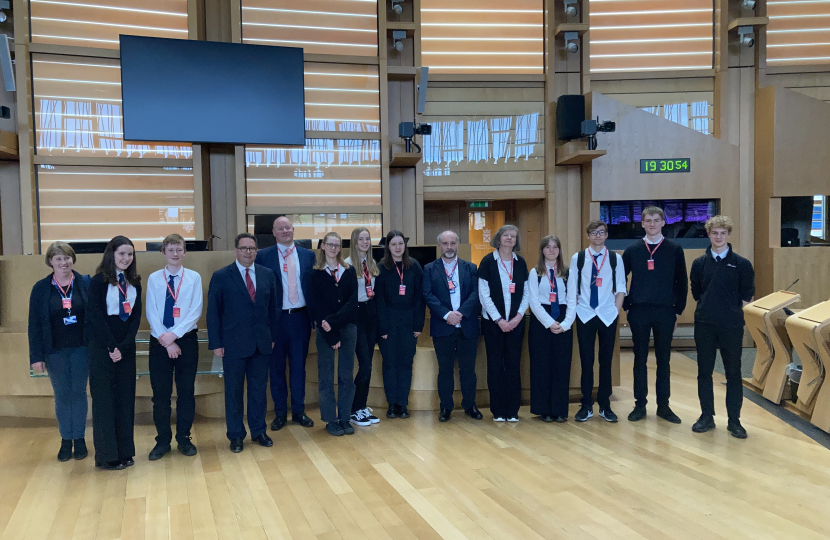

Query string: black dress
86 273 142 465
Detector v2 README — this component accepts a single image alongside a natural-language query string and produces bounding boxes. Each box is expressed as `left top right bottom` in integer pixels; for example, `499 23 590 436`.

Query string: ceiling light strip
31 17 187 32
30 1 186 16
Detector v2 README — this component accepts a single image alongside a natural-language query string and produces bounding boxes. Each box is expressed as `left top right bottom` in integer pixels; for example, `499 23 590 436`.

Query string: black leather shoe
727 420 748 439
628 406 647 422
656 406 682 424
326 422 344 436
121 457 135 467
541 415 554 423
148 443 171 461
399 407 410 419
58 439 72 462
73 438 88 460
271 415 287 431
692 414 716 433
553 416 567 423
292 412 315 428
439 408 451 422
97 460 126 471
386 406 398 418
229 438 244 453
252 433 274 447
177 438 198 457
465 406 484 420
339 421 355 435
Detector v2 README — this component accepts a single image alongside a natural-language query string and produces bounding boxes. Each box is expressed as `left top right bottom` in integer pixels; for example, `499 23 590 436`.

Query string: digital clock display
640 158 691 173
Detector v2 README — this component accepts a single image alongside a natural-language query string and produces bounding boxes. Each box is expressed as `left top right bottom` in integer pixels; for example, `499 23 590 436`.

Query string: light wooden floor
2 352 830 540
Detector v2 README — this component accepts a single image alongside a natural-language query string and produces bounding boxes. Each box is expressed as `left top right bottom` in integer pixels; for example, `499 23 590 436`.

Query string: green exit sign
470 201 489 208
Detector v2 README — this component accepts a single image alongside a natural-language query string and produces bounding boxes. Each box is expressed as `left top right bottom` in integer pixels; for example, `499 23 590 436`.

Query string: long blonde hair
535 235 567 278
314 232 350 270
349 227 379 277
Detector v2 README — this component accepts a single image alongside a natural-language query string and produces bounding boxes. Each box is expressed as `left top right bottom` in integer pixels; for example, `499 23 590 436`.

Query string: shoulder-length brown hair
489 224 521 252
96 236 141 287
349 227 379 277
314 232 350 271
535 235 568 278
381 230 412 270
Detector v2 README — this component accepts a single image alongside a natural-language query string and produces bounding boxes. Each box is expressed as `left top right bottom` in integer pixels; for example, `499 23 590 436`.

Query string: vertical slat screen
304 63 380 133
241 0 378 56
589 0 713 73
768 0 830 66
246 140 381 207
420 0 544 74
37 165 195 252
32 54 192 159
29 0 188 49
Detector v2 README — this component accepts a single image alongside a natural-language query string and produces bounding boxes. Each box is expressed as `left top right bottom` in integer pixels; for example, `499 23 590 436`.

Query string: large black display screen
120 35 305 145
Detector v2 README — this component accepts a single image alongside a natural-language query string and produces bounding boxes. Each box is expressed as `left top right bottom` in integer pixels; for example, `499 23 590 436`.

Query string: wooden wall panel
768 1 830 67
303 62 380 133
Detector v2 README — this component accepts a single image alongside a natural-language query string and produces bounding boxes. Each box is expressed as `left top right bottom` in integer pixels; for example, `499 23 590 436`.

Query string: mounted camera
580 117 616 149
399 121 432 153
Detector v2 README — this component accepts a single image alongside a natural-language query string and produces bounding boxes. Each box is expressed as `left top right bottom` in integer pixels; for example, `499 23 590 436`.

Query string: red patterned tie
245 268 256 302
363 260 371 283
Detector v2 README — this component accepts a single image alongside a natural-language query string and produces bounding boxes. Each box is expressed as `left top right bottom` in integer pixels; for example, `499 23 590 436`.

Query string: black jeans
379 310 418 408
433 328 478 411
352 300 378 413
695 322 744 420
629 305 676 408
576 316 617 410
528 311 573 418
482 318 525 419
149 331 199 445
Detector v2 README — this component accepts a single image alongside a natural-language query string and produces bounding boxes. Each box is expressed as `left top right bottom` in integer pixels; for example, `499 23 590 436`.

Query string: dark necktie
118 273 129 321
163 274 176 328
715 255 722 263
549 268 560 320
245 268 256 302
363 260 371 283
590 252 600 309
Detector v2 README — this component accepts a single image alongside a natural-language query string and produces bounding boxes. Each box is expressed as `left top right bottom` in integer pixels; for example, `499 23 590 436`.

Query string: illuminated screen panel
421 0 543 74
241 0 378 56
589 0 713 73
29 0 188 49
303 63 380 133
246 139 381 207
247 214 383 244
768 0 830 66
31 54 192 159
37 165 196 252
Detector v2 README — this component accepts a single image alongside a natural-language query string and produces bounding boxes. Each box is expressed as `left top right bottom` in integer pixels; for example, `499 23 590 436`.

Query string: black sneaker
73 438 88 460
350 410 371 427
340 421 355 435
599 408 618 423
692 414 716 433
58 439 72 462
149 443 171 461
575 406 593 422
326 421 345 436
177 438 198 457
656 406 682 424
727 419 748 439
627 406 647 422
363 407 380 424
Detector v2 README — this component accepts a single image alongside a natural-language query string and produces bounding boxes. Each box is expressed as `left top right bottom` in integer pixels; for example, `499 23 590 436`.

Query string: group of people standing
28 209 755 469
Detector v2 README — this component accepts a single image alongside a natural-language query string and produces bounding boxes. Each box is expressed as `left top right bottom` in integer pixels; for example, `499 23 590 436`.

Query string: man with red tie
207 233 279 453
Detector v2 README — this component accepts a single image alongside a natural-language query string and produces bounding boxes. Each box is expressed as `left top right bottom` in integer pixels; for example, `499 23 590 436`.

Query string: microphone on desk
785 279 799 292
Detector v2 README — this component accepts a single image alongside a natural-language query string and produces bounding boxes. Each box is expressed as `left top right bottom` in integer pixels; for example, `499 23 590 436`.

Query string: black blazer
423 258 480 339
255 244 315 325
308 266 358 347
86 273 142 352
476 253 529 320
28 270 90 364
375 260 426 336
207 263 279 359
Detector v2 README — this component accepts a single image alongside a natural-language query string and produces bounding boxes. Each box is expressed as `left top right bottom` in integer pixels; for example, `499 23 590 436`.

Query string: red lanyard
644 237 664 260
546 263 557 289
163 269 185 305
279 244 296 272
395 261 404 284
116 279 129 299
590 248 607 274
52 274 74 298
444 259 458 281
328 265 340 283
499 256 514 282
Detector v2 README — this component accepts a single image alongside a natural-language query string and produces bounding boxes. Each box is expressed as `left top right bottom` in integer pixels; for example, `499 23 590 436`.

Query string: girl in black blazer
308 232 359 436
28 241 91 462
86 236 142 470
376 230 425 419
477 225 530 422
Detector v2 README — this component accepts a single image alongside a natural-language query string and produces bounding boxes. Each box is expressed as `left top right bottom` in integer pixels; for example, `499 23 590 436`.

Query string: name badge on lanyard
62 298 72 309
122 301 132 314
595 277 603 288
366 285 374 298
117 280 132 314
399 284 406 296
644 238 663 271
647 260 655 271
549 292 557 303
508 283 516 293
165 269 186 319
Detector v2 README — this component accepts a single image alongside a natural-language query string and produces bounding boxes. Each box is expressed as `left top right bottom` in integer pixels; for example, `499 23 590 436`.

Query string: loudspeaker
556 94 585 141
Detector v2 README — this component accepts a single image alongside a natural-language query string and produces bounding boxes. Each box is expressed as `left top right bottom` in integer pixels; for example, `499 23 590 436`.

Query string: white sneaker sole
368 418 380 424
575 411 594 422
507 417 519 422
349 417 371 427
494 417 505 422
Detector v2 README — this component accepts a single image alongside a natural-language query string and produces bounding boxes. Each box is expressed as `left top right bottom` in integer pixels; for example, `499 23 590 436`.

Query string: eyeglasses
323 243 341 249
588 230 607 237
237 246 258 253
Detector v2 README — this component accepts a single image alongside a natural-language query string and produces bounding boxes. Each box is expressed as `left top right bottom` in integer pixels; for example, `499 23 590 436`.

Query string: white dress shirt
277 243 306 309
527 265 568 329
442 257 462 327
711 246 730 260
236 260 256 290
561 247 627 331
325 264 342 281
345 256 376 302
145 266 203 339
106 271 138 316
478 251 529 321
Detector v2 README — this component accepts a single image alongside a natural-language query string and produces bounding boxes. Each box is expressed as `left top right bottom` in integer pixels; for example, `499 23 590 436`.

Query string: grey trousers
317 324 357 423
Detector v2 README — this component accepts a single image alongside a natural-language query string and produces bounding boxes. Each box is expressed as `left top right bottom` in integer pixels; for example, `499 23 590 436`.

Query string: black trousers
482 318 525 419
433 328 478 411
352 299 378 413
149 330 199 445
89 340 136 464
379 309 418 408
629 305 676 408
576 316 617 409
223 352 268 440
695 322 744 420
528 310 573 418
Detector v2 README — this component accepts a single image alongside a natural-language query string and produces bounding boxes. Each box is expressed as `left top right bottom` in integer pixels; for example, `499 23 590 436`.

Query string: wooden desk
784 301 830 416
745 291 800 403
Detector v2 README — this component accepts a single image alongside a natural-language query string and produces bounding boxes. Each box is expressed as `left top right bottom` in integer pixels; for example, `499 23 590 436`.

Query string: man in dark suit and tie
255 216 316 430
422 230 483 422
207 233 279 453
